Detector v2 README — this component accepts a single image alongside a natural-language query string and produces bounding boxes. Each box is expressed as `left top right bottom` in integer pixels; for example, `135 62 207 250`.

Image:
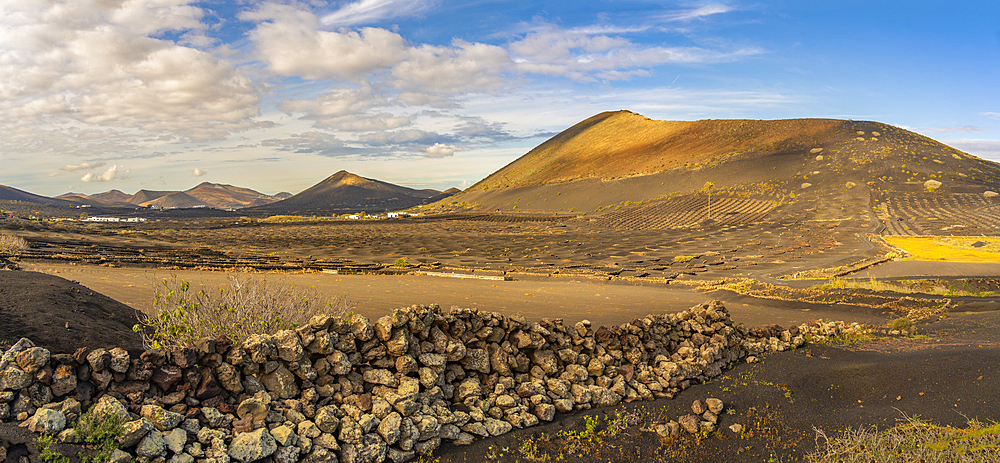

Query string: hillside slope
251 171 455 214
445 111 1000 229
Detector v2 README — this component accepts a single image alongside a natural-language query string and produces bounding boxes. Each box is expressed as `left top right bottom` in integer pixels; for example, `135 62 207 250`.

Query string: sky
2 0 999 197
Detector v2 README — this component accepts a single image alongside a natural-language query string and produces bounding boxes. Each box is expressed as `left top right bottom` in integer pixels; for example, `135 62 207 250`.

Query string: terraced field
596 195 778 230
877 192 1000 236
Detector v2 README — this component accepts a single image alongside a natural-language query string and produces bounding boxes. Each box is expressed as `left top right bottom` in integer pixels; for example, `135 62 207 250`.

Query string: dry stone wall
0 300 833 463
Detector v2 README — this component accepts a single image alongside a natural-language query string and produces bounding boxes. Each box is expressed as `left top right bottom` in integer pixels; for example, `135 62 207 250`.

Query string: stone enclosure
0 301 863 463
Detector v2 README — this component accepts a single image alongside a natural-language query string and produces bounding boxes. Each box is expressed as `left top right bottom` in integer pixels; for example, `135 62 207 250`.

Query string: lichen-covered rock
706 398 724 414
137 429 166 458
271 425 297 447
455 378 481 402
363 369 397 387
86 348 110 372
227 428 277 463
462 348 490 374
141 404 185 431
678 414 700 434
237 397 268 423
163 429 187 453
108 347 130 373
377 412 402 445
90 395 130 423
484 418 512 436
50 364 76 397
16 347 50 374
244 334 277 363
341 433 386 463
0 365 32 390
315 406 341 434
327 351 352 375
119 418 154 448
261 364 300 399
274 446 301 463
27 408 65 434
274 330 304 362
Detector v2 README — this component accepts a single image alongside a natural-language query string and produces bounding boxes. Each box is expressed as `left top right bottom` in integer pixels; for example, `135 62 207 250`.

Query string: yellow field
885 236 1000 262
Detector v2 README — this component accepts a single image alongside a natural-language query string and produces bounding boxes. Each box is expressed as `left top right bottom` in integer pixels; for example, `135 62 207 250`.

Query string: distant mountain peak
325 170 371 187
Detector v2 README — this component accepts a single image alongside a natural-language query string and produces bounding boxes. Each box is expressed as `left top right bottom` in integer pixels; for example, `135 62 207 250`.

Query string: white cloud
655 4 733 22
980 112 1000 119
943 140 1000 161
923 125 985 134
391 41 511 95
243 4 408 80
425 143 459 158
193 168 207 177
358 129 443 145
508 25 762 81
81 164 126 182
0 0 264 143
321 0 437 27
61 161 106 172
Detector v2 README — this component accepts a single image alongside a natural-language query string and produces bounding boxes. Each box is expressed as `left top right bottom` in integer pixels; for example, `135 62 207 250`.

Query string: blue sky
2 0 998 196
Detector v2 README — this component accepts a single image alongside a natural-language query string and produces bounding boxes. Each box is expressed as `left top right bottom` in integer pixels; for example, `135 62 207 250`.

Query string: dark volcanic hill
251 170 456 214
184 182 280 209
127 189 176 206
57 183 284 209
88 189 132 204
444 111 1000 230
0 185 74 207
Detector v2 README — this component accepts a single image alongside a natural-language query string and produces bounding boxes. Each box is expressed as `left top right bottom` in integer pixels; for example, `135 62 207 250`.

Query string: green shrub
393 258 412 268
36 407 126 463
889 317 913 332
134 271 348 348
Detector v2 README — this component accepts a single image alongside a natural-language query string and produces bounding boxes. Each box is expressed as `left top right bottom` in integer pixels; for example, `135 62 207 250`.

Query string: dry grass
0 233 28 253
808 415 1000 462
885 236 1000 263
135 271 348 348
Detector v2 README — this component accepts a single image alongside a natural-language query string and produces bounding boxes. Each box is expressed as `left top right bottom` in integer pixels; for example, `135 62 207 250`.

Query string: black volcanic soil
0 270 144 354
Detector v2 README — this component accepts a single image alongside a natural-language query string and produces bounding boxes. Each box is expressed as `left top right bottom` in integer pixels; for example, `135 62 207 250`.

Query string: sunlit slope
447 111 1000 223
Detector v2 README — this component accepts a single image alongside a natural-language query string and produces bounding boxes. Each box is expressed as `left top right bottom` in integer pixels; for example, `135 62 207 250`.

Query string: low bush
808 416 1000 462
36 407 126 463
0 233 28 253
134 271 348 348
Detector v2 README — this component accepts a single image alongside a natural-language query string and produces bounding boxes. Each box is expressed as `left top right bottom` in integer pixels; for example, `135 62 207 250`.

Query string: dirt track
22 262 891 329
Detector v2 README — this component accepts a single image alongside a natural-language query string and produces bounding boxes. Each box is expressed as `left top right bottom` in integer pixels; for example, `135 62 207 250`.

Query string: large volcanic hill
442 110 1000 236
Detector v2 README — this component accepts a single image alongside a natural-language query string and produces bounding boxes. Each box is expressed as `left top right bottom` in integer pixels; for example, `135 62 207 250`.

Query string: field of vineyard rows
597 195 778 230
879 192 1000 236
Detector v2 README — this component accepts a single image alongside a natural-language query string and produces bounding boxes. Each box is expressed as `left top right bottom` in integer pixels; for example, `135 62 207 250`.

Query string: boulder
141 404 185 431
118 418 154 448
260 364 300 399
274 330 304 362
462 349 490 374
16 347 50 374
0 365 32 390
163 429 187 453
108 348 130 373
27 408 65 434
50 364 77 397
90 395 130 423
137 429 166 458
237 397 268 423
706 398 724 414
314 406 341 434
228 428 277 463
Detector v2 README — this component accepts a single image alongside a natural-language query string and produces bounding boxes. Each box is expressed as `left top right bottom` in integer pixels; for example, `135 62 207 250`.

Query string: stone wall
0 300 852 463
